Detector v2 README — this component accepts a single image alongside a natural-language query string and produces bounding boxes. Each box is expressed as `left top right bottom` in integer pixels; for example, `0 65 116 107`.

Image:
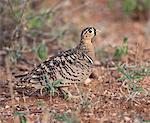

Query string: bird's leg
60 87 79 100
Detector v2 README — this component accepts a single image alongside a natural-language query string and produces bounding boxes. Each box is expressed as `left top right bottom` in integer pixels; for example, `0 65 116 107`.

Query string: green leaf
13 111 26 116
114 47 123 58
28 16 43 29
43 76 59 96
123 36 128 43
114 37 128 59
122 0 137 14
13 111 27 123
117 67 132 81
117 76 126 81
37 41 47 61
19 115 27 123
53 80 62 87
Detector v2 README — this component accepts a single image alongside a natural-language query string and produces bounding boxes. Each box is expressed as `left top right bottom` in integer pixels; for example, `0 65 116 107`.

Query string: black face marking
89 29 92 33
93 28 96 36
81 27 96 38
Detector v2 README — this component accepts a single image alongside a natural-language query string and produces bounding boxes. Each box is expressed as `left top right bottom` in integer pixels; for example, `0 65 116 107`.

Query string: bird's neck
77 39 95 60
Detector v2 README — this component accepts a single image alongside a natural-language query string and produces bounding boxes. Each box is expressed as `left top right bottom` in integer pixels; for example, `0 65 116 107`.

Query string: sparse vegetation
122 0 149 15
117 64 149 101
36 41 48 61
108 0 150 20
0 0 150 122
114 37 128 59
13 111 27 123
42 75 62 96
55 112 79 123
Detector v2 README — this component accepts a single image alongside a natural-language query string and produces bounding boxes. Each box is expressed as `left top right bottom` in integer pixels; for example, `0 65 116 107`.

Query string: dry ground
0 0 150 122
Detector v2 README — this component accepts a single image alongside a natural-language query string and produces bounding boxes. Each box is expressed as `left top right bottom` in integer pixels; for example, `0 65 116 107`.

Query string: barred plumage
15 27 97 96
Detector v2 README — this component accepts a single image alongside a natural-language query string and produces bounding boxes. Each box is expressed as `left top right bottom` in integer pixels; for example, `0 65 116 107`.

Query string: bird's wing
17 48 78 83
16 47 93 88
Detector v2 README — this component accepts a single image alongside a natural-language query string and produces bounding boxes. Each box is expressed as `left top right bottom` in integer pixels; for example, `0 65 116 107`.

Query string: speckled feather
16 27 96 90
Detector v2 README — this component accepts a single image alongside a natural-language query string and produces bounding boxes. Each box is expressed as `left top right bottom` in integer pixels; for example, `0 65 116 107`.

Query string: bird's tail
14 73 30 82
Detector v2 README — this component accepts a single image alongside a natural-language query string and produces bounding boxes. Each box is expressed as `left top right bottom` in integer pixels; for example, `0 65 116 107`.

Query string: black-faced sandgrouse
16 27 97 97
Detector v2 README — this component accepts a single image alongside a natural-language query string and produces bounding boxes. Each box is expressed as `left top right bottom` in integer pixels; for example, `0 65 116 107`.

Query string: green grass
55 112 79 123
122 0 150 15
13 111 27 123
42 75 62 96
117 65 150 82
114 37 128 59
107 0 150 17
36 41 48 61
117 64 149 101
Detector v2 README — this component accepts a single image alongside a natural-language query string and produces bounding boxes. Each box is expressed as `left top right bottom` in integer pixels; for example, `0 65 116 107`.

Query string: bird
15 27 97 98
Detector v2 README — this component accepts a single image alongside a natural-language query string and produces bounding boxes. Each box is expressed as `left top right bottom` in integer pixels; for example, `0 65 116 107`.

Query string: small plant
122 0 137 15
117 65 150 82
13 111 27 123
33 41 48 61
122 0 149 15
42 75 62 96
4 46 22 64
107 0 150 20
27 8 54 29
117 64 149 101
114 37 128 59
55 112 79 123
37 41 47 61
8 49 22 63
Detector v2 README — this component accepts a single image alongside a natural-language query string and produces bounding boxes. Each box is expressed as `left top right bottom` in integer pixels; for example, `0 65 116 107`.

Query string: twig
74 83 83 101
17 0 29 25
10 0 29 42
7 0 17 22
5 56 14 100
27 0 68 20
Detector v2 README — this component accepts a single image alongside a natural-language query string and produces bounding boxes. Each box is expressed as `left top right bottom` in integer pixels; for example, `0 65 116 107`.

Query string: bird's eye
89 30 92 33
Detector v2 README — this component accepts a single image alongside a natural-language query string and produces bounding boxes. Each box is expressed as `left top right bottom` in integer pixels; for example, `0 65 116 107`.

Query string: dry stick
10 0 29 42
7 0 17 23
135 42 139 64
7 0 30 120
5 55 25 123
74 83 83 101
27 0 69 21
17 0 29 25
5 56 15 110
7 0 28 24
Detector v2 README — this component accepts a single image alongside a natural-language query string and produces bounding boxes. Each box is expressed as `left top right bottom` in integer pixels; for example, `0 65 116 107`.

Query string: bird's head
81 27 96 41
79 27 99 59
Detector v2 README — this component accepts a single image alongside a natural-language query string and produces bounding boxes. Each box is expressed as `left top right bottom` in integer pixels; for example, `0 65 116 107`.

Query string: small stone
5 105 10 108
124 116 131 122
